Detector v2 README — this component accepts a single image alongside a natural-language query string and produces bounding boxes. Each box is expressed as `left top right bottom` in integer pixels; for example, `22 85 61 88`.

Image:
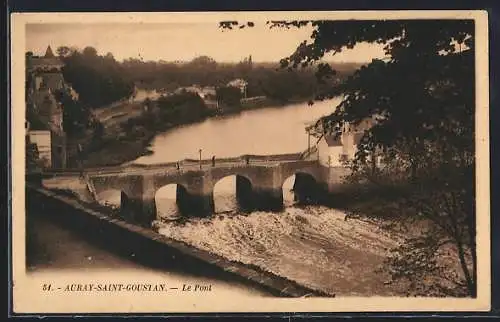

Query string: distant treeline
49 47 362 108
120 55 362 103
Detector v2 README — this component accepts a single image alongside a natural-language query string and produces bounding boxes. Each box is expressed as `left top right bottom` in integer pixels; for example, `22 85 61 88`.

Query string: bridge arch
282 172 321 205
96 188 123 210
89 175 142 201
280 165 323 186
282 175 297 207
212 174 254 213
154 183 187 221
95 188 141 222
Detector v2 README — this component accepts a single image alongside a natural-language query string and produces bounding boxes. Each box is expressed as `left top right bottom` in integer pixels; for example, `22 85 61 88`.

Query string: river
101 99 339 220
135 98 338 164
94 98 407 296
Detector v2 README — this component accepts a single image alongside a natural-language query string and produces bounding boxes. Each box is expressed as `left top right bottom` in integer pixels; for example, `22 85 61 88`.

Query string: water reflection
134 99 339 164
99 99 339 219
97 190 121 209
282 175 296 207
213 175 238 214
155 184 182 221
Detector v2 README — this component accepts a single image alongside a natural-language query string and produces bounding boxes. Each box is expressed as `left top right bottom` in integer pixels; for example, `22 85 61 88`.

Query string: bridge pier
140 195 157 226
176 185 214 217
293 172 325 205
89 158 336 221
120 192 157 227
236 175 254 211
252 187 284 212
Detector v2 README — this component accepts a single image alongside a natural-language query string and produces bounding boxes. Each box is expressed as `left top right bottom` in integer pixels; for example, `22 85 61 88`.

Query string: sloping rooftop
324 134 343 147
354 118 375 132
28 57 64 70
28 46 64 70
353 132 365 145
227 78 248 87
45 45 55 58
41 73 65 91
31 90 59 115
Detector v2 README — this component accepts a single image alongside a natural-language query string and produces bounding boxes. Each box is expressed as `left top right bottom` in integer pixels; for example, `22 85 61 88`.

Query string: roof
28 57 64 70
353 132 364 145
45 45 56 58
28 46 64 70
41 73 65 91
227 79 248 87
32 90 59 115
348 118 376 132
324 134 343 147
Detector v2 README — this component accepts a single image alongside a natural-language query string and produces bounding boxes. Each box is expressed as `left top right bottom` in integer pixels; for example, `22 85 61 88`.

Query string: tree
82 46 98 57
156 91 209 124
91 120 105 144
216 86 242 109
188 55 217 69
60 47 134 107
53 89 92 138
56 46 74 58
221 19 476 296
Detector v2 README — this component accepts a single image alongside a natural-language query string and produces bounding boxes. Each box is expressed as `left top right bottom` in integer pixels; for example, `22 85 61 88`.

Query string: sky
26 23 387 63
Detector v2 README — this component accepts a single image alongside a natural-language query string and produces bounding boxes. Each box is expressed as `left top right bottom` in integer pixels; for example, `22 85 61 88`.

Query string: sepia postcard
11 10 490 314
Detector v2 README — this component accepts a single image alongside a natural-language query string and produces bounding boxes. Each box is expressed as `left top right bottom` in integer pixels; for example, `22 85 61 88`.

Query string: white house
317 133 345 167
227 78 248 98
316 117 380 168
200 86 216 99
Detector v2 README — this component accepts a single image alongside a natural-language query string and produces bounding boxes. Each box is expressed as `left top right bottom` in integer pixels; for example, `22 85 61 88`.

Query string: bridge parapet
44 153 337 225
38 152 305 175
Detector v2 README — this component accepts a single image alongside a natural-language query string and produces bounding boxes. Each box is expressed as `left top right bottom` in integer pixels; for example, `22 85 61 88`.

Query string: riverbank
77 96 313 168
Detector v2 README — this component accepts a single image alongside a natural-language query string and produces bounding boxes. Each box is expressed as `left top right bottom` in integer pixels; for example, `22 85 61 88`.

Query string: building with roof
227 78 248 98
316 117 380 168
27 45 64 72
317 133 345 167
26 45 68 169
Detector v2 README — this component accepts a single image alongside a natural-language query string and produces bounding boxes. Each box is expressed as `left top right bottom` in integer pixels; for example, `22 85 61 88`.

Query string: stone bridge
43 153 350 226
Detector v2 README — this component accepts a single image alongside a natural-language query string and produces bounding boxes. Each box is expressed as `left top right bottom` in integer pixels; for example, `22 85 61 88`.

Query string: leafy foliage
120 56 358 103
216 86 242 108
221 19 476 296
156 91 209 122
122 91 211 135
59 46 134 108
53 89 93 138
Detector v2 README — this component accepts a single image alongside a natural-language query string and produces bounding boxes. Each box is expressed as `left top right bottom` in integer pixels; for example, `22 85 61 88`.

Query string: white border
11 11 490 313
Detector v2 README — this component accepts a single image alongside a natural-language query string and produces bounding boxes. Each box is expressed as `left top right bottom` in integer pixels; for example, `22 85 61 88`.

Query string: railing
300 145 318 160
37 153 306 176
83 173 99 202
